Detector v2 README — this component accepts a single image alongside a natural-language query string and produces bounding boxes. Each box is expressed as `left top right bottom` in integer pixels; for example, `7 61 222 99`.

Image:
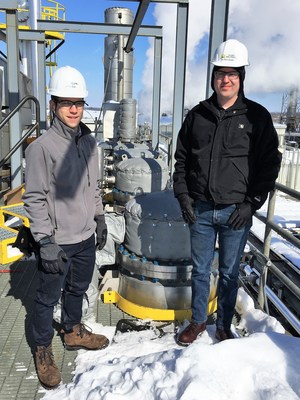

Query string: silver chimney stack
104 7 134 102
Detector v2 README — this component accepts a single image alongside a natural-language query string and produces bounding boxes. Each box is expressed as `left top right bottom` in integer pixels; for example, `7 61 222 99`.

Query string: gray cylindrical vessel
118 98 137 141
116 187 219 312
124 189 190 260
113 156 169 204
104 8 134 102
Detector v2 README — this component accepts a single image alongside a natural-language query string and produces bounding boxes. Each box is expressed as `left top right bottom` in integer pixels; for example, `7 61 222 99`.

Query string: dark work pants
32 234 96 347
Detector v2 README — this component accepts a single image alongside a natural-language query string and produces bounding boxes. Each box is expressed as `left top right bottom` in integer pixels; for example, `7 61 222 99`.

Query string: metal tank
97 141 158 191
112 154 169 204
113 142 156 160
117 189 219 310
104 7 134 102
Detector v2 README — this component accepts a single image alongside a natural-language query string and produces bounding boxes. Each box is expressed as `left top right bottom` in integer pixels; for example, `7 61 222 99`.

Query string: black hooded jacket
173 93 282 210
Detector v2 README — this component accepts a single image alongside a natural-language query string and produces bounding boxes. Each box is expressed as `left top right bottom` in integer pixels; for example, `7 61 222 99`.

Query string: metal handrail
0 95 40 169
261 183 300 257
254 182 300 333
42 0 66 22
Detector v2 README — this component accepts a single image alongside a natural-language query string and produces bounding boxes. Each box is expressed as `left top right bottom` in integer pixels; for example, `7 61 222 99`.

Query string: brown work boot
215 328 235 342
35 345 61 389
176 322 206 346
64 323 109 350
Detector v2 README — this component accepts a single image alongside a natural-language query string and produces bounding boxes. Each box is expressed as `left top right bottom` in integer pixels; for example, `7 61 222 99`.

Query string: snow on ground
42 288 300 400
23 192 297 399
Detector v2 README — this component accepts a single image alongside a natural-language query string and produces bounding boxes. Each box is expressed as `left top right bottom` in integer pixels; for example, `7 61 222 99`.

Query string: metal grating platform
0 259 74 399
1 205 28 217
0 255 239 399
97 294 126 327
0 227 16 241
0 257 125 399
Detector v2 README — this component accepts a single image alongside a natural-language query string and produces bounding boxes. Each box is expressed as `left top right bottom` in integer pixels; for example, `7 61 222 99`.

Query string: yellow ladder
0 203 30 265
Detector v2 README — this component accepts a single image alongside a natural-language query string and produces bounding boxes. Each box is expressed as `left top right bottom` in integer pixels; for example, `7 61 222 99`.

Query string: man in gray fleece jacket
23 66 109 389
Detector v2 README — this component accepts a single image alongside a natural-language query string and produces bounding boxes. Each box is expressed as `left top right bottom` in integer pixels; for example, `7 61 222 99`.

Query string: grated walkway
0 257 237 399
0 258 125 399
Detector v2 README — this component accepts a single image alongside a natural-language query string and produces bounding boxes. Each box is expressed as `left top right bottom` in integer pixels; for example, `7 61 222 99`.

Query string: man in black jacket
173 39 282 345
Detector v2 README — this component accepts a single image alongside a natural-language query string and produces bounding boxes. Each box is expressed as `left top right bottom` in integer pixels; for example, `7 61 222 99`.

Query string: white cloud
229 0 300 93
138 0 300 120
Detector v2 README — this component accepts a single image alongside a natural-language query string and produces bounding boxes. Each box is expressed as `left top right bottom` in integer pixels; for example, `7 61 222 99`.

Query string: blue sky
1 0 299 119
47 0 290 111
44 0 155 110
43 0 300 118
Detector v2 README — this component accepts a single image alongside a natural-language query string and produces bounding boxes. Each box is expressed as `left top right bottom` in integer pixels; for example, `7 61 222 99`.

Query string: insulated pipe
118 34 124 101
243 258 300 334
29 0 40 98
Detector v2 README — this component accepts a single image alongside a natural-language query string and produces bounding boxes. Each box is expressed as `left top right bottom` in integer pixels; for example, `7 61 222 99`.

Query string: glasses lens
74 101 85 108
215 71 239 80
58 100 85 108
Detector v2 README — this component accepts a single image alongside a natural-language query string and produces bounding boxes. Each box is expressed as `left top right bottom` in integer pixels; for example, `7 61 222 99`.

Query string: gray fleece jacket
23 116 104 245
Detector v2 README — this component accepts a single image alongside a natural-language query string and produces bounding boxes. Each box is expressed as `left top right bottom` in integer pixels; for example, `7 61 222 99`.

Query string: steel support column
151 36 162 149
170 1 188 175
36 39 47 131
206 0 230 98
19 31 47 131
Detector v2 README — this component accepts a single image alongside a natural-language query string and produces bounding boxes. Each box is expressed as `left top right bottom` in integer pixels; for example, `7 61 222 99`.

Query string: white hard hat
211 39 249 67
47 66 88 98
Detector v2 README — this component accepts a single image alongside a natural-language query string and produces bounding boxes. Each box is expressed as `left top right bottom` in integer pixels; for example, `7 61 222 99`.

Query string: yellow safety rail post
42 1 66 74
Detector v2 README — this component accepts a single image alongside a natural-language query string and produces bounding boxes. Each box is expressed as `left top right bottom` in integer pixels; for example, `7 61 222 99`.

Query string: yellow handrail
0 1 66 80
42 0 66 22
0 1 66 26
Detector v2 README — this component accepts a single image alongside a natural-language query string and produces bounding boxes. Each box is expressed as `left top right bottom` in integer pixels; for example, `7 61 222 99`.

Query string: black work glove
228 202 255 230
39 236 67 274
95 215 108 250
177 194 197 224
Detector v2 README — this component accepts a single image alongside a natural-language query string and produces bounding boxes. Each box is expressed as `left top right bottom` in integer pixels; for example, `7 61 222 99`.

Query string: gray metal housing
124 189 190 260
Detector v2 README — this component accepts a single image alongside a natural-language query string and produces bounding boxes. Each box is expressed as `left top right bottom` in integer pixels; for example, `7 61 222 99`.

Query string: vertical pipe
118 34 124 101
37 38 47 131
257 189 277 310
29 0 40 98
6 8 22 187
294 148 300 190
263 190 276 258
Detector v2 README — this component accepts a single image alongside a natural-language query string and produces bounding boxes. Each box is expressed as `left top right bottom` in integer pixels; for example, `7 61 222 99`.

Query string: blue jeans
190 201 251 329
33 234 96 347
